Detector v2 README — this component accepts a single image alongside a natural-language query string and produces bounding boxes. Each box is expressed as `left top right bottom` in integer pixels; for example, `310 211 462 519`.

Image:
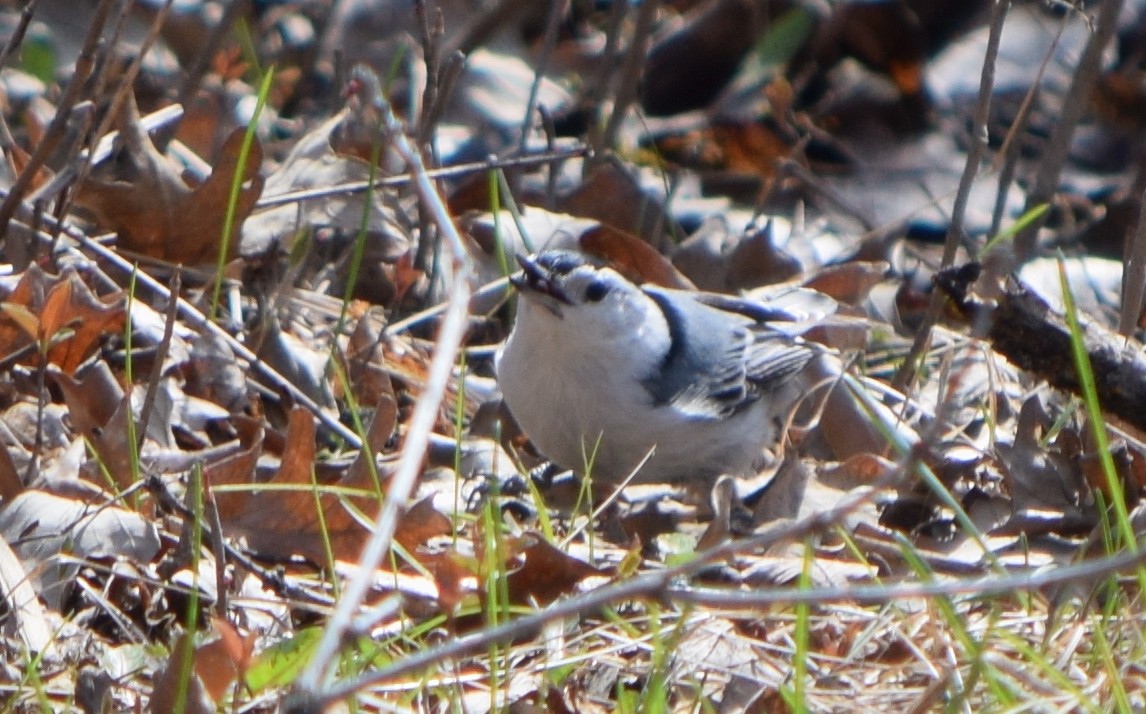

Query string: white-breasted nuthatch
496 250 828 486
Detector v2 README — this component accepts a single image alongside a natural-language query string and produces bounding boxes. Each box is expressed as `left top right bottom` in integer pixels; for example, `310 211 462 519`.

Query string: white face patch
548 268 670 359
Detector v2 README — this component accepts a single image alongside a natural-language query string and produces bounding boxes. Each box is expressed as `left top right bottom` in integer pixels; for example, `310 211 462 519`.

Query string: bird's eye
584 280 609 302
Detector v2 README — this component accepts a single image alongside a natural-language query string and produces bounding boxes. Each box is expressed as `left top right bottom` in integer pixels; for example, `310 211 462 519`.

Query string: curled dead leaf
502 532 610 606
0 266 124 374
213 408 441 564
579 224 695 290
76 97 263 264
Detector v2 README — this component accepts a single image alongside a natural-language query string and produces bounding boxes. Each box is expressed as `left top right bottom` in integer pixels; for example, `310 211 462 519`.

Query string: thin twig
386 274 510 334
1120 163 1146 336
146 473 333 609
441 0 531 58
176 0 249 112
413 0 448 279
203 484 229 618
538 105 559 209
286 391 1146 708
0 0 42 70
7 206 365 448
1013 0 1124 261
48 0 177 242
596 0 659 158
584 0 627 151
671 548 1146 607
254 144 588 209
81 236 364 447
415 0 444 147
0 0 118 242
892 0 1009 390
292 89 475 699
137 269 180 446
516 0 566 153
987 21 1064 239
30 104 186 206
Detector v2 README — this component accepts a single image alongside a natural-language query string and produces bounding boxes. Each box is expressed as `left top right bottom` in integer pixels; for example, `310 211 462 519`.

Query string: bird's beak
511 255 573 314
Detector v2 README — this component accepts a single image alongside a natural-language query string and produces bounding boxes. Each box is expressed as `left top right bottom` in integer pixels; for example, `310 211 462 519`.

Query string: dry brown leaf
344 312 397 410
49 361 123 441
802 260 890 306
184 333 248 413
149 632 220 714
213 408 444 563
203 415 264 491
212 408 352 563
640 0 764 116
0 266 124 373
0 269 65 369
48 361 138 489
253 315 334 410
810 355 910 460
8 142 52 193
725 218 802 289
0 489 160 610
711 121 795 179
40 271 126 374
0 265 50 358
240 109 406 259
0 425 23 502
996 397 1091 534
502 532 609 606
578 224 695 290
1078 422 1138 516
558 159 675 251
176 71 246 161
606 501 680 548
76 96 263 264
415 550 475 614
193 618 253 703
145 625 250 712
819 453 898 490
345 398 398 493
751 457 812 525
392 496 452 554
0 534 52 654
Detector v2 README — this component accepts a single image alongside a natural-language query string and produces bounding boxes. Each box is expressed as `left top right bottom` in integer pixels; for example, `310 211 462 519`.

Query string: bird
495 250 825 487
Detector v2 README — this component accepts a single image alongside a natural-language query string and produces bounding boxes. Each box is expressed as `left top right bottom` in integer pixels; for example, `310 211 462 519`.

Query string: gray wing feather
641 287 816 418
